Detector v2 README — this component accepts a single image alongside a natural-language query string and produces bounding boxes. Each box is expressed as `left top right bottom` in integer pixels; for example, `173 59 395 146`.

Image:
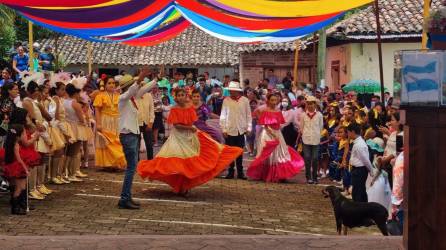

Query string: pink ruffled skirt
247 128 304 182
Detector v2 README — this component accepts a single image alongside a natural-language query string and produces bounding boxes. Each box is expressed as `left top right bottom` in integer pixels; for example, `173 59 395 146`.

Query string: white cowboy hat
225 81 243 92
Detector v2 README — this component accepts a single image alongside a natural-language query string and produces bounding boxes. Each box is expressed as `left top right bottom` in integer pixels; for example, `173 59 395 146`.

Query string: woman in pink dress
247 93 304 182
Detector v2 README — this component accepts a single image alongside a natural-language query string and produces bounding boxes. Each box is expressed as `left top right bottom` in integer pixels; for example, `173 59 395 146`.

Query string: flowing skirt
48 125 66 152
194 120 224 143
137 128 243 193
95 115 126 169
247 128 304 182
58 120 76 143
67 121 90 142
1 147 41 178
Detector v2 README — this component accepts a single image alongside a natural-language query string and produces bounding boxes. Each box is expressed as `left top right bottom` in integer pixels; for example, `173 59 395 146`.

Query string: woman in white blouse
377 112 403 187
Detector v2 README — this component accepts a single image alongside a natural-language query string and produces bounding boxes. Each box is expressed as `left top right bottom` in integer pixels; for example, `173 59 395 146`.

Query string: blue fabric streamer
177 5 343 38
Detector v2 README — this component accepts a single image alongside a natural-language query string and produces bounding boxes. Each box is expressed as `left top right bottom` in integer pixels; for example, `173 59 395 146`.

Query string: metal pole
28 21 34 71
87 42 93 75
293 40 300 87
421 0 431 49
54 33 60 71
374 0 385 102
317 28 327 88
26 176 29 212
312 33 317 85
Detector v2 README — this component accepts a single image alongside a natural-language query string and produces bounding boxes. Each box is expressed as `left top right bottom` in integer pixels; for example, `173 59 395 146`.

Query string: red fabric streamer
177 0 341 30
18 0 173 29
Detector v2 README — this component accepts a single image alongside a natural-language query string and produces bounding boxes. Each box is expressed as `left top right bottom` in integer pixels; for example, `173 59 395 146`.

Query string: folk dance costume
64 97 89 182
247 111 304 182
50 96 75 184
23 97 53 199
2 131 41 179
137 106 243 193
328 138 349 182
94 91 127 169
194 103 224 143
45 96 67 185
219 82 252 179
117 76 157 208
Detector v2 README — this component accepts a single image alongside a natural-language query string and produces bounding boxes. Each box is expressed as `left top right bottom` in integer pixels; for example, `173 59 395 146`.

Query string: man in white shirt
299 96 324 184
118 69 156 209
137 90 155 160
347 122 374 202
220 81 252 179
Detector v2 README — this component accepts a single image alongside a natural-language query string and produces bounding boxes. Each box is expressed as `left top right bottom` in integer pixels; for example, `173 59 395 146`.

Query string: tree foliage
0 6 16 63
0 5 55 66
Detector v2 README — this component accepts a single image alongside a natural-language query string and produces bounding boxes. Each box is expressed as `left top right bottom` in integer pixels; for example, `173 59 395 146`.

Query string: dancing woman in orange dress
137 88 243 194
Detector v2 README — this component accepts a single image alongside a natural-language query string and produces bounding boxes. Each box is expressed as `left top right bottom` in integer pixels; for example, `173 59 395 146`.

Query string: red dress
137 106 243 193
2 131 41 179
247 111 304 182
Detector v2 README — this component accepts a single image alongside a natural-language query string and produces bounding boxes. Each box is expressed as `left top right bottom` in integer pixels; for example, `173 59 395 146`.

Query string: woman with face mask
280 97 299 148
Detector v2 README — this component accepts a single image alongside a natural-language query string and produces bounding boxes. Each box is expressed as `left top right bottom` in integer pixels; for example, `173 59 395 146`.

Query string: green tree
0 5 16 62
15 15 55 42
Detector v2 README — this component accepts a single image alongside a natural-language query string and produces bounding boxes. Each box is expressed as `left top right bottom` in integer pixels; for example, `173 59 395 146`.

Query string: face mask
370 101 376 108
92 73 98 80
281 102 289 108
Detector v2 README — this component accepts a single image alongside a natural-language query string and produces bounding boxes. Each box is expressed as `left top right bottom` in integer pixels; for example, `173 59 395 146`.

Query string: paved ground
0 235 403 250
0 153 403 249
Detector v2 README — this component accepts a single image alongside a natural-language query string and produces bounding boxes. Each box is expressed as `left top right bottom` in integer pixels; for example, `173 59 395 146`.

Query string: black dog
323 186 388 236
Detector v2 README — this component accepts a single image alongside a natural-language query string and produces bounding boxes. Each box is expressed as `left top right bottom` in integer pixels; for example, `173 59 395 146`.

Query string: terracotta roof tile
39 26 298 66
328 0 442 39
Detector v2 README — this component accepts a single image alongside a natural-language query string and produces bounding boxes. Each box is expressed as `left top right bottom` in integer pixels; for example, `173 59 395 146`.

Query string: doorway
331 60 340 90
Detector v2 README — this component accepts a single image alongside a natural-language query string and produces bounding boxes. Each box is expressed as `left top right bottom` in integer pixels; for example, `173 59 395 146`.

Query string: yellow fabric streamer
213 0 373 17
31 0 130 10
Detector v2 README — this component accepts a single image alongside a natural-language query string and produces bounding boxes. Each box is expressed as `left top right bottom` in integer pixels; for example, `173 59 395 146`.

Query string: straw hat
119 74 135 90
225 81 243 92
305 95 319 103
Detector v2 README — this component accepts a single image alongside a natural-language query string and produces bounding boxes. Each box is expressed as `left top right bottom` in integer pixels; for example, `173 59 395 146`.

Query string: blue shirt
13 54 29 72
0 78 13 87
39 53 55 71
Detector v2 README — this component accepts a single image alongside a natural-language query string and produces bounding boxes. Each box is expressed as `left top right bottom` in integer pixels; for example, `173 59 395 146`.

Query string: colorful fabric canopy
0 0 373 46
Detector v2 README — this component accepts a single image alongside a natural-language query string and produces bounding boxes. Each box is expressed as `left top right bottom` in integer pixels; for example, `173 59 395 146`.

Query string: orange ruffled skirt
137 128 243 193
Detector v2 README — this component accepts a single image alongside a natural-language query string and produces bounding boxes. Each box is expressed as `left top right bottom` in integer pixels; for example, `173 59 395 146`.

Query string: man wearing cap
299 96 324 184
220 81 252 179
118 68 157 209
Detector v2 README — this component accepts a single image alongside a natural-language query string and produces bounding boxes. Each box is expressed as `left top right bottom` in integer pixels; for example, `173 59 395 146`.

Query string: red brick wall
240 51 316 86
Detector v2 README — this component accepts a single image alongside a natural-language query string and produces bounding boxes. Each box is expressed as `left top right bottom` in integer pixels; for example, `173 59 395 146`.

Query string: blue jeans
119 133 140 202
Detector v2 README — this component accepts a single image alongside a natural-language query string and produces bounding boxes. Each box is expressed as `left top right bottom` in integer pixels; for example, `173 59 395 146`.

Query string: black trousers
139 124 154 160
351 167 368 202
225 134 245 176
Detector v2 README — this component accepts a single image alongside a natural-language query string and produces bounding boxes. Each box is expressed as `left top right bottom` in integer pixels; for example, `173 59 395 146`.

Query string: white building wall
349 42 420 93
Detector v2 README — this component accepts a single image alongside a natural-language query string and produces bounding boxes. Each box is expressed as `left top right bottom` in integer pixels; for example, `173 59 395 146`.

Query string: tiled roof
39 26 298 66
328 0 442 39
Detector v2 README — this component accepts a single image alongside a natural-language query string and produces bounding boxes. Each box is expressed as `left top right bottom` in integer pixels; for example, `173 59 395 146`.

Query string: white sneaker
68 176 83 182
76 171 88 178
